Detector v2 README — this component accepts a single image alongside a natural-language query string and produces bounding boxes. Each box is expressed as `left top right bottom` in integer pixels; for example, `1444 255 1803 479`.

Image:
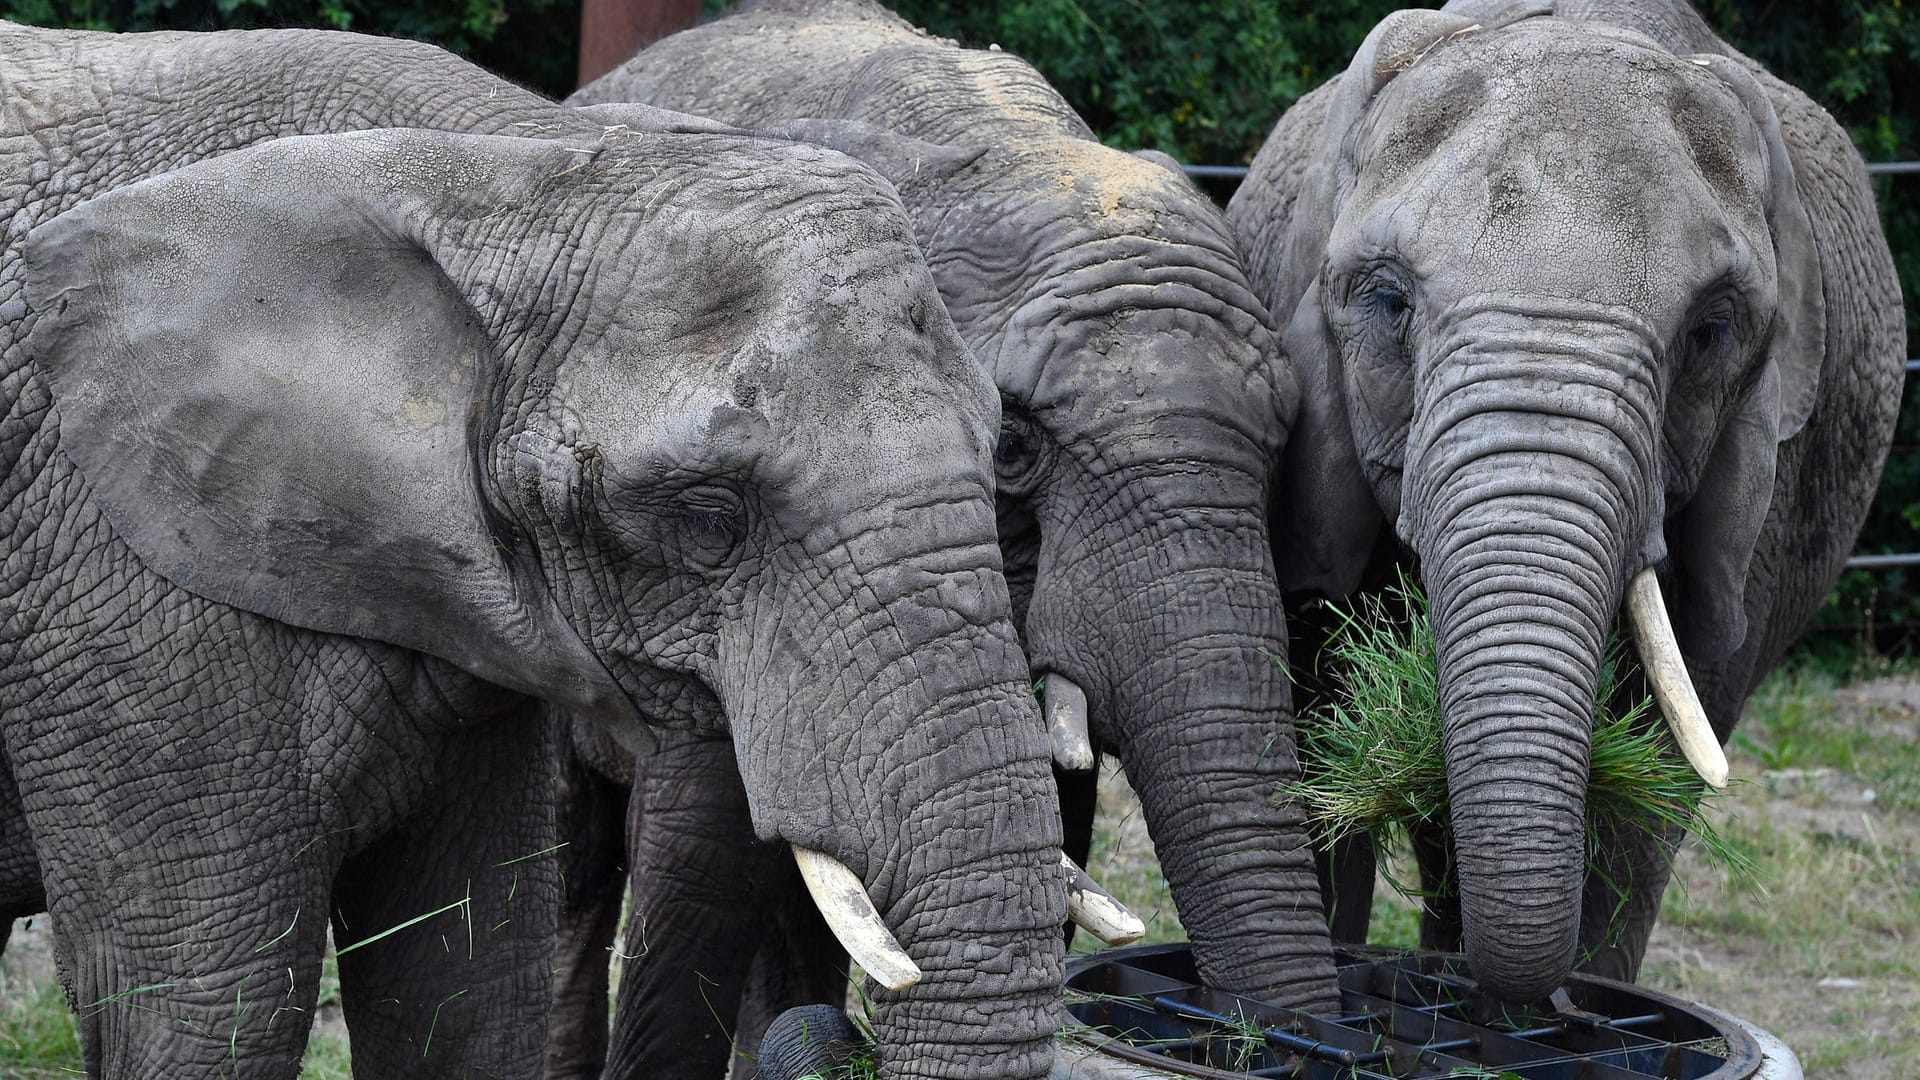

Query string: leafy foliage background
7 0 1917 642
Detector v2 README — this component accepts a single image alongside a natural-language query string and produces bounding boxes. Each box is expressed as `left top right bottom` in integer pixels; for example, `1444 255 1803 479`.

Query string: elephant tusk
1044 672 1096 773
1062 853 1146 946
1625 570 1730 790
792 847 923 991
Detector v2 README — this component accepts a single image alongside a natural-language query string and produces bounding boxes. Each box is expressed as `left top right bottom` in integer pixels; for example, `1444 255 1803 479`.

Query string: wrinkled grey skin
0 24 1069 1079
557 0 1340 1073
1228 0 1904 1002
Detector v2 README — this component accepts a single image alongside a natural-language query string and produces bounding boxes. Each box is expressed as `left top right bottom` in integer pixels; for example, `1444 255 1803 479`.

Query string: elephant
0 23 1078 1079
1226 0 1905 1001
557 0 1341 1073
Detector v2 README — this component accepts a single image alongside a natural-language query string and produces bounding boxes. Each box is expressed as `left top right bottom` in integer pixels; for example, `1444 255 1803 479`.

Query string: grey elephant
1227 0 1905 1001
0 23 1077 1079
556 0 1341 1073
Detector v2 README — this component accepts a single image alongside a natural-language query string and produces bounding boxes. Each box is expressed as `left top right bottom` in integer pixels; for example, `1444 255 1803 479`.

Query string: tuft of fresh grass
1290 573 1752 924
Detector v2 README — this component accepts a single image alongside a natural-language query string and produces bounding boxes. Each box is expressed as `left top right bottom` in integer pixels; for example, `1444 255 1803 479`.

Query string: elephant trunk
1035 505 1339 1013
1407 328 1656 1002
730 495 1065 1080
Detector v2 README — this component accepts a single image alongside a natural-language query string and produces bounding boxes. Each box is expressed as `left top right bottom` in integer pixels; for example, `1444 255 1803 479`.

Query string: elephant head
1230 8 1825 999
579 6 1342 1013
796 122 1340 1010
24 125 1068 1077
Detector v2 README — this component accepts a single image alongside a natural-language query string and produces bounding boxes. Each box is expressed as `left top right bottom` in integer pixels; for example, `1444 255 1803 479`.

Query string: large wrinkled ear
1690 53 1826 441
1272 280 1381 597
1664 57 1827 659
1672 365 1779 660
24 130 631 723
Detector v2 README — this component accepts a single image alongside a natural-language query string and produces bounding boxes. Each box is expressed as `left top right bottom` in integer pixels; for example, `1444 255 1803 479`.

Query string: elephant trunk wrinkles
733 500 1065 1080
1041 506 1339 1012
1411 343 1653 1001
857 668 1065 1080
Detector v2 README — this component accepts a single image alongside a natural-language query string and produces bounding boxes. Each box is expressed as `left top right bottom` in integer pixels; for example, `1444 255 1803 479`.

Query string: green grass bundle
1291 574 1750 907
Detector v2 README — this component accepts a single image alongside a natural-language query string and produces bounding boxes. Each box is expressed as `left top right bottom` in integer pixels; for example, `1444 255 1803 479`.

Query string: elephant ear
1689 53 1827 441
1667 56 1828 660
1272 279 1380 597
24 129 632 722
1672 365 1779 660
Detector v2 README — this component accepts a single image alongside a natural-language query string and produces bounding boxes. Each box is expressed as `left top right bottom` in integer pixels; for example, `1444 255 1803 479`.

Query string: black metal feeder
1053 945 1800 1080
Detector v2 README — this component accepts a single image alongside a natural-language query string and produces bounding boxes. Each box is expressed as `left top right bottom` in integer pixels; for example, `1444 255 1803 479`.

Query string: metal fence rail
1179 160 1920 573
1184 160 1920 178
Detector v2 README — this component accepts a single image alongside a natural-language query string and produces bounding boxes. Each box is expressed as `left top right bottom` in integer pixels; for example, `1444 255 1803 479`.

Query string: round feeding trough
1058 945 1800 1080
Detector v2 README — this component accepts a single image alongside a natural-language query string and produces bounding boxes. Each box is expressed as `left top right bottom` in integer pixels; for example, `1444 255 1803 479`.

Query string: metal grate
1063 945 1763 1079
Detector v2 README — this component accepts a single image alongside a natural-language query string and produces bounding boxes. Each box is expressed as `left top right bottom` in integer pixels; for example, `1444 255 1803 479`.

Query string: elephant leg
1576 815 1683 983
1411 824 1463 953
330 710 560 1079
4 653 339 1075
1315 830 1377 945
547 734 632 1080
18 753 332 1068
726 870 849 1080
605 731 776 1080
0 741 45 932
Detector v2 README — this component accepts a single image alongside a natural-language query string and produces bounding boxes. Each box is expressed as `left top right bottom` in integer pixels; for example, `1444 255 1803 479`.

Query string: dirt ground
1637 675 1920 1079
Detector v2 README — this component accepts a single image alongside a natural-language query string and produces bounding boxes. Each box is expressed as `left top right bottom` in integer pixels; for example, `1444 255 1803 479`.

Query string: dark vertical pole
577 0 701 88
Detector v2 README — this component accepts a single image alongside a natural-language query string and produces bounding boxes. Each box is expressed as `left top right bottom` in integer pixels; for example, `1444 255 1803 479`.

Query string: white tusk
1062 853 1146 946
1625 570 1730 790
1044 673 1096 773
793 848 922 991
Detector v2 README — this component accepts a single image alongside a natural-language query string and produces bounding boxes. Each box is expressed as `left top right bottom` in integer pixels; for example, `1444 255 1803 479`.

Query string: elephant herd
0 0 1902 1077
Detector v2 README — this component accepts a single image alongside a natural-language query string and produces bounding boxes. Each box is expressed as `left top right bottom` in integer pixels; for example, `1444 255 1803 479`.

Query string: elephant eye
1684 315 1730 360
675 484 748 566
1675 291 1740 377
994 409 1055 497
1368 278 1414 338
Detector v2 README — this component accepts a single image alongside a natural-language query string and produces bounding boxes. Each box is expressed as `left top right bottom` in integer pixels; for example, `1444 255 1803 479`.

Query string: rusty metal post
578 0 700 88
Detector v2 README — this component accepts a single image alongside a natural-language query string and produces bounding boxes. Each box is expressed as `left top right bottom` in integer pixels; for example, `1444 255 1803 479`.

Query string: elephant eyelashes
1683 315 1730 360
1674 293 1741 379
994 411 1054 497
673 487 748 565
